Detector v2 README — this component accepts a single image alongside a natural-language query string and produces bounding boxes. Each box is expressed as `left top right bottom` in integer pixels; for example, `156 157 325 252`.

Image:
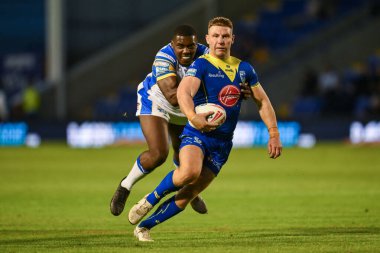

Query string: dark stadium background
0 0 379 144
1 1 380 251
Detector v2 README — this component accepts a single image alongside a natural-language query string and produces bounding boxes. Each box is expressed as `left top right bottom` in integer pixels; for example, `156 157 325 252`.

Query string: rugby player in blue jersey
128 17 282 242
110 25 253 217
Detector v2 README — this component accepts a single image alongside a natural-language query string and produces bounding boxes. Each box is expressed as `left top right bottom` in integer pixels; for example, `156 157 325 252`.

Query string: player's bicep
178 76 201 99
157 76 177 93
251 83 269 107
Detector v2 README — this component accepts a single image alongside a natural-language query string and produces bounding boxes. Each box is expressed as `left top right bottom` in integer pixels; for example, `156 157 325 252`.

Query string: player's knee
179 168 201 185
149 148 168 167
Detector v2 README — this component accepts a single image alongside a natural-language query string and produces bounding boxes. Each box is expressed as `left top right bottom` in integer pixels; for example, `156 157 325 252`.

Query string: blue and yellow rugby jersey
142 43 208 91
184 54 260 139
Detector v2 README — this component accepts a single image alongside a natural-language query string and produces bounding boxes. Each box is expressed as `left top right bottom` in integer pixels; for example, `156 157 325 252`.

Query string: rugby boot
110 178 130 216
191 195 208 214
134 226 154 242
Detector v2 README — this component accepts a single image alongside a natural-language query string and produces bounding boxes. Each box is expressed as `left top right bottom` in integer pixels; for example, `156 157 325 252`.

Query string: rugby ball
189 103 226 127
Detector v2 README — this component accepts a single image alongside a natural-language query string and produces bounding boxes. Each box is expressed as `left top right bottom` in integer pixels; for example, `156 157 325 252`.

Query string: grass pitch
0 142 379 252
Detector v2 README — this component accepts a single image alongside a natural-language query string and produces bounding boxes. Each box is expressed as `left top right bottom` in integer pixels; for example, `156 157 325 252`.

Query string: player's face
206 25 234 59
171 35 198 66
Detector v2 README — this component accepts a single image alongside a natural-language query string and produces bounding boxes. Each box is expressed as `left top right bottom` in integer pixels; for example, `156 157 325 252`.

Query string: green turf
0 142 379 252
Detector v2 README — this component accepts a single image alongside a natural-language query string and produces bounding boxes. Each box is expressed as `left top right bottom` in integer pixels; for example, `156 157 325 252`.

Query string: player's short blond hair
208 17 233 30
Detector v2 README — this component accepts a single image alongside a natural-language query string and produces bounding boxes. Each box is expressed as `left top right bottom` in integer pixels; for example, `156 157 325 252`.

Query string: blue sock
146 170 180 206
139 196 183 229
137 155 150 174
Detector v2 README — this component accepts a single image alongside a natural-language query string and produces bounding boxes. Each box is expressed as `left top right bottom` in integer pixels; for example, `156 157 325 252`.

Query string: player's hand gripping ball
190 103 226 128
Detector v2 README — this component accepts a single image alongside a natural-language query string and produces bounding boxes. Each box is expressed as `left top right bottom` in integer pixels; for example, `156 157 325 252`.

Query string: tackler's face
206 25 234 59
171 35 198 66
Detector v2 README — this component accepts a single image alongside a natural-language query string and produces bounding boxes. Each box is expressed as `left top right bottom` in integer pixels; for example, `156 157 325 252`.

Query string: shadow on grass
1 226 379 248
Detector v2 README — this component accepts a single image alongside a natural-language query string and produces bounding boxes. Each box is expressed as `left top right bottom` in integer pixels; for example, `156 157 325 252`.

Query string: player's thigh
139 115 169 152
168 123 185 153
173 145 204 185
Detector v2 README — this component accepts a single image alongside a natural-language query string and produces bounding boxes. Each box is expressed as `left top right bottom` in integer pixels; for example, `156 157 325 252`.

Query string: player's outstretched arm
251 84 282 159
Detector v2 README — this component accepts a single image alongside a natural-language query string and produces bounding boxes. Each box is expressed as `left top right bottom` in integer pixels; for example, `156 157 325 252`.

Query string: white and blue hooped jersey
140 43 208 116
152 43 208 84
184 54 260 139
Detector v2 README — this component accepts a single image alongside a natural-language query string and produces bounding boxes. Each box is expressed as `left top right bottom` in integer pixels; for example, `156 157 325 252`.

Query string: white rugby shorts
136 82 187 126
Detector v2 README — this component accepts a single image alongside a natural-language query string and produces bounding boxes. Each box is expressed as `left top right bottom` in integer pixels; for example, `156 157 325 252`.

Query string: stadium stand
92 0 378 121
1 0 379 125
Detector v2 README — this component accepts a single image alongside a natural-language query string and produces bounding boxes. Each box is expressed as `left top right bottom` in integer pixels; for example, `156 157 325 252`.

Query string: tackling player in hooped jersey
129 17 282 242
139 34 208 124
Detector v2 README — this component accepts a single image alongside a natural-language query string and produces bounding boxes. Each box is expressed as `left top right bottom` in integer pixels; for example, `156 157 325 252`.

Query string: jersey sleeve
246 63 260 87
184 58 205 80
196 43 209 56
153 50 177 81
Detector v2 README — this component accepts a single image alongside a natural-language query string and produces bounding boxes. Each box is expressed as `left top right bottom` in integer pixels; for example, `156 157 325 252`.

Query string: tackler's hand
240 82 252 100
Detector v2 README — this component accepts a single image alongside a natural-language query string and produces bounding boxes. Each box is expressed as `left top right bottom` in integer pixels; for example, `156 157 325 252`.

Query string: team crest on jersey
218 85 240 107
194 137 202 144
239 71 246 83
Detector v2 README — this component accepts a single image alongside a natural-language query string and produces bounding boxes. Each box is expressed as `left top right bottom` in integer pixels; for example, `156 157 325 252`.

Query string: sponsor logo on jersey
156 67 168 71
156 66 172 76
154 60 170 67
186 68 197 77
218 85 241 107
224 64 234 73
208 71 225 78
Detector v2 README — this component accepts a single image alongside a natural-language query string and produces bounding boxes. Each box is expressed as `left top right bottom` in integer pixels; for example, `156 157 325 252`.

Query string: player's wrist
269 132 280 139
268 126 280 139
189 113 197 123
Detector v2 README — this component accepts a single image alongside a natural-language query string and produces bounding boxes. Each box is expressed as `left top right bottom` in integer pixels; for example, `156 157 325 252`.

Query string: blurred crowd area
90 51 380 122
233 0 372 64
293 51 380 119
0 55 45 122
0 0 379 123
92 0 380 121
